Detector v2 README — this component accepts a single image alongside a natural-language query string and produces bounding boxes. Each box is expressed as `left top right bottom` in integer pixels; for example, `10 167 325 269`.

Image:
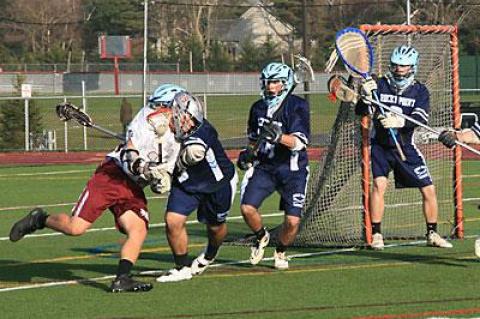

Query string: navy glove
438 130 456 149
237 146 256 170
261 121 282 144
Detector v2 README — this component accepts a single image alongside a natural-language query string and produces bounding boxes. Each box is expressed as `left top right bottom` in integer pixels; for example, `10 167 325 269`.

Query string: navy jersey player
156 92 238 283
356 45 452 250
237 62 310 270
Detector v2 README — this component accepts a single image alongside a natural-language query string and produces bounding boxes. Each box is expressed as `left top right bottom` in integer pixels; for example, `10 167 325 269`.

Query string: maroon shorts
71 160 149 230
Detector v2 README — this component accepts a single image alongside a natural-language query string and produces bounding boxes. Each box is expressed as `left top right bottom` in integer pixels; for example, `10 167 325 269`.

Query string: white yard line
2 235 479 293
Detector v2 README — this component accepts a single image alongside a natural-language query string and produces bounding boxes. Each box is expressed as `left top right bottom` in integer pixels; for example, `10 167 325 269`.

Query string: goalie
9 83 185 293
355 45 452 250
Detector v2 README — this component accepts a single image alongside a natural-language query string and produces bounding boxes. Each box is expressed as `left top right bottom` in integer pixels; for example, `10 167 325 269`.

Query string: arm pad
179 144 206 167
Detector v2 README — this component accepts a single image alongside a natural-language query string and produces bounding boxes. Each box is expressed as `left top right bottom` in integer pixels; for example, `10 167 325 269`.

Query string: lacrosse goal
289 24 462 247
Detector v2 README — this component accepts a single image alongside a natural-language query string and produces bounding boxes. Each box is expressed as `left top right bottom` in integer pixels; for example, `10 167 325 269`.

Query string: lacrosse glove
360 77 377 105
377 112 405 129
237 146 256 171
144 162 172 194
261 121 283 144
438 130 457 149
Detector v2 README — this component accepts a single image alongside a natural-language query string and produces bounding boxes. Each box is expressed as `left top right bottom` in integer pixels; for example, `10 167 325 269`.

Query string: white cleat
475 238 480 258
191 252 215 276
250 230 270 265
371 233 384 250
426 231 453 248
156 266 192 283
273 251 289 270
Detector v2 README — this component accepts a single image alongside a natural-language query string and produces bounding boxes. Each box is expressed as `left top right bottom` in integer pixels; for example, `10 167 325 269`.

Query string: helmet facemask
171 92 204 140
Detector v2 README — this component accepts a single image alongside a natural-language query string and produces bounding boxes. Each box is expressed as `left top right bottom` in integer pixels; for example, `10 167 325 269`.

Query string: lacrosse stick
335 27 407 161
363 96 480 156
252 55 315 154
56 102 125 141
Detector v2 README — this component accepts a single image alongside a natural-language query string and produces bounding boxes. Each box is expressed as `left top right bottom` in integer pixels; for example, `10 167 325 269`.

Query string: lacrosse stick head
335 27 373 78
293 55 315 84
171 91 204 140
55 102 93 127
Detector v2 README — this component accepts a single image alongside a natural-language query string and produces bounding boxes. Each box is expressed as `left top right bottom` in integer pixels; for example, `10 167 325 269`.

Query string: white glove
144 163 171 194
378 112 405 128
360 77 377 105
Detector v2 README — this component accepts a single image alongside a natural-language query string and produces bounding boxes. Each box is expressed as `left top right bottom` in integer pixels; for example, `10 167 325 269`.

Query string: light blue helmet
260 62 295 108
171 91 204 140
147 84 186 109
387 45 419 92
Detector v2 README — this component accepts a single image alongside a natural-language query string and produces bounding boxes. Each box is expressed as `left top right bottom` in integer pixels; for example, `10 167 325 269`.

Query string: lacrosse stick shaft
90 123 126 142
366 97 480 156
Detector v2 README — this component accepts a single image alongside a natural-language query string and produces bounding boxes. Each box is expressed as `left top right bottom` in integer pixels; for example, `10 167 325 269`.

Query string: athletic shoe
250 229 270 265
9 208 48 242
426 231 453 248
475 238 480 258
110 274 153 293
273 251 289 270
191 252 215 276
156 266 192 283
371 233 384 250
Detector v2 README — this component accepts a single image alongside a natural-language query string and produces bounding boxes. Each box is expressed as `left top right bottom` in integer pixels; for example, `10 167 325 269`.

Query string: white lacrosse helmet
386 45 419 92
171 91 204 140
147 84 186 109
260 62 295 108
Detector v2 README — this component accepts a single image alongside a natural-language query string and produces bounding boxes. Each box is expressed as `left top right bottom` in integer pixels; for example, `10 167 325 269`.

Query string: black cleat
9 208 48 242
110 274 153 293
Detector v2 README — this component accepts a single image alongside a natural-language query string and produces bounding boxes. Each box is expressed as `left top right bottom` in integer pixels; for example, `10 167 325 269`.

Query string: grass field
1 160 480 319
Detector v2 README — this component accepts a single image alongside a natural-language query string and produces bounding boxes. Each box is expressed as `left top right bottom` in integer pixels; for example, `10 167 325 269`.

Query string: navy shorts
240 166 309 217
371 143 433 188
166 174 237 225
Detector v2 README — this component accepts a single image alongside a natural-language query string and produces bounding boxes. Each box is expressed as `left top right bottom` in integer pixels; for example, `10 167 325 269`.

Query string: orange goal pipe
451 25 464 238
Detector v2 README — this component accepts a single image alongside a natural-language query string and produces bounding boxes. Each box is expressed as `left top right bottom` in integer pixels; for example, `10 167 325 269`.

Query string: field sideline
1 162 480 318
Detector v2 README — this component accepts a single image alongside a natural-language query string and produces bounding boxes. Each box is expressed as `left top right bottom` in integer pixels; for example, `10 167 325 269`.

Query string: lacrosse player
9 84 185 292
356 45 452 250
237 62 310 270
156 91 237 283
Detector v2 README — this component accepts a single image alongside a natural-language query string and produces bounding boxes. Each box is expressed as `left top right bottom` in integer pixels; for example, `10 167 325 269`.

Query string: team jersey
107 106 180 185
247 94 310 172
173 120 235 194
356 77 430 148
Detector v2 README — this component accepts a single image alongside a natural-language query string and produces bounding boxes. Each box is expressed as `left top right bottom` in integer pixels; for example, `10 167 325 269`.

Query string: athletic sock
372 222 381 235
173 253 191 269
116 259 133 278
426 223 437 234
254 227 266 241
205 243 219 260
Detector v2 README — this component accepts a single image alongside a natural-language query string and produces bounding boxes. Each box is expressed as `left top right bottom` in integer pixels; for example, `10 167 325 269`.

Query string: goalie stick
56 102 125 142
363 96 480 157
252 55 315 154
335 27 407 161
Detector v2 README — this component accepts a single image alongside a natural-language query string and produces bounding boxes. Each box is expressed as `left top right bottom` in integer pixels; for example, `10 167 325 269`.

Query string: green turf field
1 161 480 319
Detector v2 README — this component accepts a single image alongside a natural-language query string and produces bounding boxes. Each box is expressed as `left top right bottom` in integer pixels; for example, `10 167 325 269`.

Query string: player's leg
369 144 394 250
273 215 300 270
192 173 237 275
157 186 198 283
240 168 275 264
420 185 452 248
110 210 152 293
